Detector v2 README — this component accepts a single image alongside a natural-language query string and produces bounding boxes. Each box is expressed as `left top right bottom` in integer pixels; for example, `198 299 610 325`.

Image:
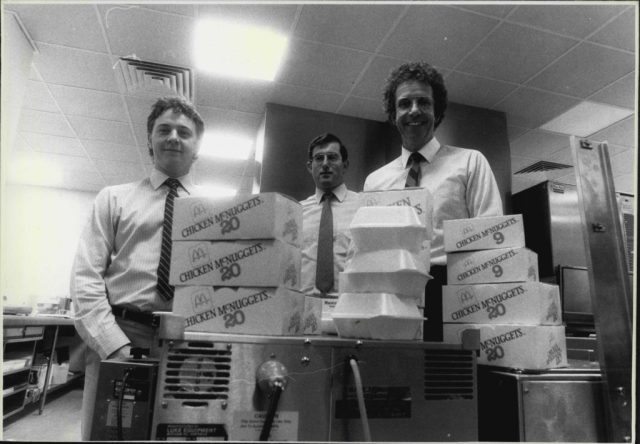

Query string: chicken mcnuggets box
170 239 300 289
443 214 525 252
174 286 305 335
443 282 561 325
172 193 302 247
302 295 323 335
443 324 567 370
447 247 538 285
358 188 433 240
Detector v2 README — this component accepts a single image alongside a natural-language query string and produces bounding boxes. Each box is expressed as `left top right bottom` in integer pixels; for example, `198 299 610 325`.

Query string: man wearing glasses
300 133 359 297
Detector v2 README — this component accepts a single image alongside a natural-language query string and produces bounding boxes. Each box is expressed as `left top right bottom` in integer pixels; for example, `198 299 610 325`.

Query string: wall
1 185 97 309
259 102 512 211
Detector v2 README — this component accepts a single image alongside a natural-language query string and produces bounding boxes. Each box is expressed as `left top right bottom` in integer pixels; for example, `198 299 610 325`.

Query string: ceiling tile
381 5 499 69
23 81 59 113
196 4 299 34
613 173 636 194
7 4 107 52
609 148 636 176
21 132 86 157
351 55 410 100
48 85 128 121
17 109 75 138
278 39 371 94
508 4 624 39
510 155 540 173
268 83 345 115
445 71 518 109
295 4 405 52
195 105 264 137
507 125 530 142
11 133 32 154
82 140 143 163
99 5 193 66
103 171 146 186
124 96 155 124
527 42 635 98
139 4 195 17
94 159 146 177
67 115 136 145
589 116 635 148
338 96 386 122
588 7 635 52
554 172 577 186
38 152 95 172
458 22 576 83
497 87 580 129
60 169 106 188
540 101 634 137
457 4 516 19
196 77 274 114
589 71 636 110
548 147 575 166
33 43 119 92
509 129 571 159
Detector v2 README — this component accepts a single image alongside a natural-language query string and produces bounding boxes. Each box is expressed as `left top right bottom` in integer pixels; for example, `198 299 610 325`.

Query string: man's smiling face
394 80 435 152
148 109 200 177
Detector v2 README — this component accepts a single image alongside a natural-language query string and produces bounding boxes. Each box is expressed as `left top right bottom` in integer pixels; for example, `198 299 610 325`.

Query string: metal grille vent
117 56 194 101
424 350 475 400
515 161 572 174
161 341 231 400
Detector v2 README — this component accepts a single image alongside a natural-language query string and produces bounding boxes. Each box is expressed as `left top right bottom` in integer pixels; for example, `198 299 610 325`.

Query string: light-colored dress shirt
300 183 360 294
70 168 198 359
364 137 503 266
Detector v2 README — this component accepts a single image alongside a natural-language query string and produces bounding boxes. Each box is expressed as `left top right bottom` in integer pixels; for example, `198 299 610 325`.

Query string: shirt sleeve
70 188 131 359
466 151 504 217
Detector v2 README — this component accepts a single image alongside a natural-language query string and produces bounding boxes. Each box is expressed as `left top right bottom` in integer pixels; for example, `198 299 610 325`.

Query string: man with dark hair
364 62 503 342
70 96 204 439
300 133 359 296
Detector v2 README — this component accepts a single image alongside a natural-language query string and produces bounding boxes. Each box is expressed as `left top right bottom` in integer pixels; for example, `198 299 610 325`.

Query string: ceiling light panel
540 101 634 137
200 132 254 160
194 18 288 81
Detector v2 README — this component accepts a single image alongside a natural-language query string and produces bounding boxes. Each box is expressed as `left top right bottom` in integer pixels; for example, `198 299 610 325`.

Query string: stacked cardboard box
169 193 322 336
332 206 430 340
442 215 567 370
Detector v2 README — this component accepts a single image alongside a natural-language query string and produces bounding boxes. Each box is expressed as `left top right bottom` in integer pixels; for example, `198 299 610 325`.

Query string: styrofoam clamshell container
345 248 429 274
332 293 424 340
339 270 430 302
349 206 427 252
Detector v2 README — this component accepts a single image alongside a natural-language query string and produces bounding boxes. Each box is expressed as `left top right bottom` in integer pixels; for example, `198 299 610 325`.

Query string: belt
111 306 157 327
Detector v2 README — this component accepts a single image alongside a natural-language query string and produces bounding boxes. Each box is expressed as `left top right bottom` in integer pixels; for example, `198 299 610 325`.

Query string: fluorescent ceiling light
194 18 288 81
199 184 238 198
540 101 634 138
200 132 254 160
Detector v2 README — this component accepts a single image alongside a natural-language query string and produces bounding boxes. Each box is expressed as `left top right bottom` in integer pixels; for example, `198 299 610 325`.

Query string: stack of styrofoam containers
169 193 322 336
442 215 567 370
331 206 431 340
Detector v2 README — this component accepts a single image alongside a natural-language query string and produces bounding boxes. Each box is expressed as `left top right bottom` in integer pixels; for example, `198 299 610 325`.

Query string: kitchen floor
2 387 82 442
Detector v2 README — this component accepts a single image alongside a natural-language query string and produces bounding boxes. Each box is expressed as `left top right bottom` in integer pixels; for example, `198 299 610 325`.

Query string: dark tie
315 192 334 294
405 152 425 188
157 178 181 301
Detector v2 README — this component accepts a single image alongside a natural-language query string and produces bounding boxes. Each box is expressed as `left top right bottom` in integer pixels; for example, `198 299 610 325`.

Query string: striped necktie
405 152 425 188
157 178 181 301
315 192 335 294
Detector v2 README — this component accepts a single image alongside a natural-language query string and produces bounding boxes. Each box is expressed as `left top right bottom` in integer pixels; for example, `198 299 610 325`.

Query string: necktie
157 178 181 301
405 152 425 188
316 192 334 294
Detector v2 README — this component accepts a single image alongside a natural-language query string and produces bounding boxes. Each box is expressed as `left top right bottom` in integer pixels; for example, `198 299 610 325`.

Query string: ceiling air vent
117 56 194 102
515 161 572 175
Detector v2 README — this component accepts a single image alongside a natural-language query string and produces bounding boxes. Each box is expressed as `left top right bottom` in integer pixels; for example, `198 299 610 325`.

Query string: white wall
1 185 97 309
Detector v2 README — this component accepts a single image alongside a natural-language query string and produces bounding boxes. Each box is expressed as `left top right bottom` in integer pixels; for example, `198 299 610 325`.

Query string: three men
70 96 204 439
300 133 359 296
364 61 503 341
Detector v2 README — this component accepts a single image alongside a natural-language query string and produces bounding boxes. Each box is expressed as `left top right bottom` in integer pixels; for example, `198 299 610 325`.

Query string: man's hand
107 344 131 360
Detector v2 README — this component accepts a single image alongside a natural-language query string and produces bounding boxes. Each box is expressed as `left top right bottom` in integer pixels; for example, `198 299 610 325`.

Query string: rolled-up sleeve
70 189 130 359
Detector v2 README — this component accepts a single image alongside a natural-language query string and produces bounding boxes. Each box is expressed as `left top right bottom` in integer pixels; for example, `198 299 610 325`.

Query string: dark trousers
424 265 447 342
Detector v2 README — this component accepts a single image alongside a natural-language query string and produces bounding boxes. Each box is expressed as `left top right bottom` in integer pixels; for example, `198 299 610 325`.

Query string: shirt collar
314 182 348 204
150 168 196 194
401 137 441 167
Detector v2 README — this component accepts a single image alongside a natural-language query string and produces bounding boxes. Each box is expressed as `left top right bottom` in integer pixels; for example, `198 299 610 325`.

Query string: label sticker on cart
105 400 133 427
335 386 412 418
231 411 299 441
156 423 228 441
